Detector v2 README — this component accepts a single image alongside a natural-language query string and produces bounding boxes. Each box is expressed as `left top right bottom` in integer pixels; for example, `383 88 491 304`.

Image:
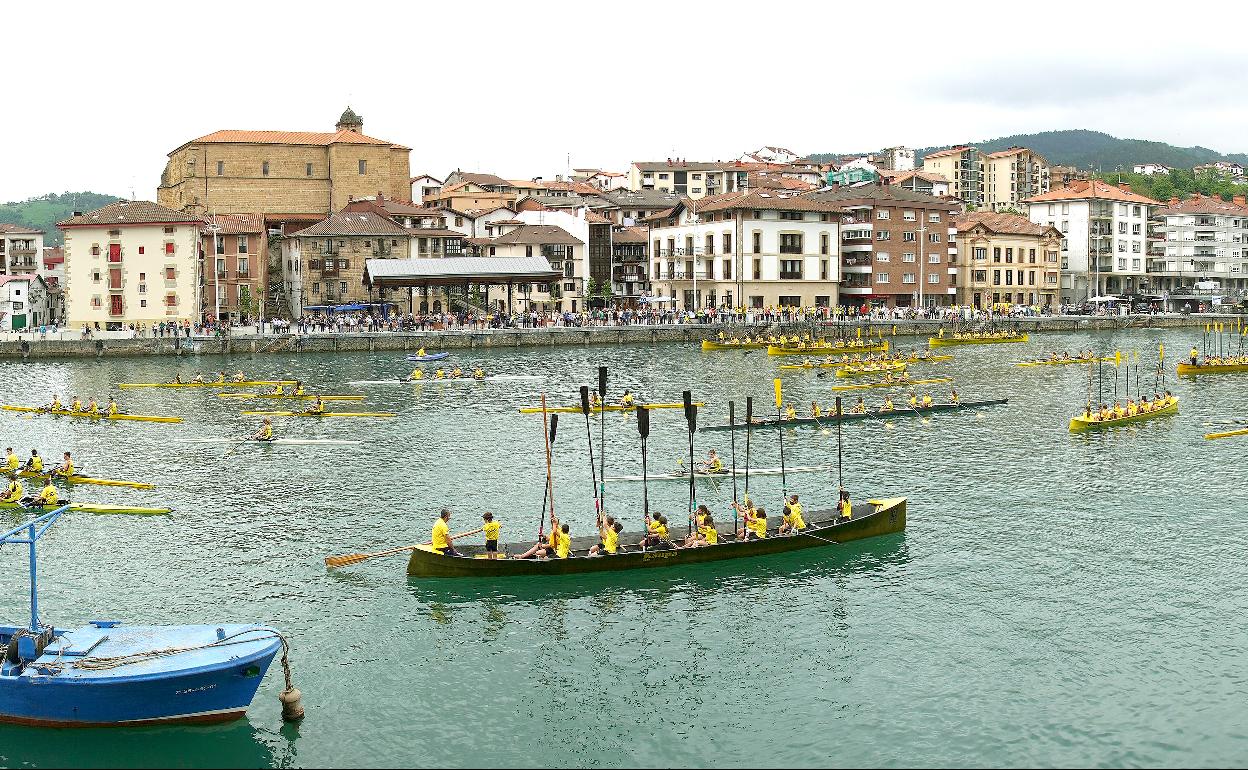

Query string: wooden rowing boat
830 377 953 392
0 406 182 424
1068 399 1178 432
604 463 835 482
700 399 1007 431
217 393 365 401
700 340 769 351
517 402 703 414
779 354 951 370
239 410 395 418
929 333 1028 348
118 380 295 389
1176 362 1248 375
767 341 889 356
1016 357 1114 367
406 497 906 577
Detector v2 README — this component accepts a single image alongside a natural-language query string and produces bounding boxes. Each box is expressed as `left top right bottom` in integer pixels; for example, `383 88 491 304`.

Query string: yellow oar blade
1205 427 1248 440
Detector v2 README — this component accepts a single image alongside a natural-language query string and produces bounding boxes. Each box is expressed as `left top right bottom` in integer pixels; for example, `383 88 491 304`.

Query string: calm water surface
0 329 1244 768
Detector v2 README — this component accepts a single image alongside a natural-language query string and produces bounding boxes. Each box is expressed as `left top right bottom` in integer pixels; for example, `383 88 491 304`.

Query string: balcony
779 271 804 280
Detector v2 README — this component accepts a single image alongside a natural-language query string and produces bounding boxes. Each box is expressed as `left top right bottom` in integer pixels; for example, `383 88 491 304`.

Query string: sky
5 0 1248 203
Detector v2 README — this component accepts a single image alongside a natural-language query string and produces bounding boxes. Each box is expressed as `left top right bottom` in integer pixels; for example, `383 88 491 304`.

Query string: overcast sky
5 1 1248 203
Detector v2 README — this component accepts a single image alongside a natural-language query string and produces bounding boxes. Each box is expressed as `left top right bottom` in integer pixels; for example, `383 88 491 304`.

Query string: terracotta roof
612 226 648 244
411 174 443 184
746 172 816 191
206 213 264 234
808 184 961 207
0 223 44 235
490 225 583 246
447 172 512 188
42 246 64 266
690 189 843 214
0 273 43 288
293 211 411 238
183 129 401 149
952 212 1053 237
58 200 203 228
1023 179 1158 205
585 210 613 224
1153 193 1248 217
923 146 974 160
881 170 951 186
461 205 514 218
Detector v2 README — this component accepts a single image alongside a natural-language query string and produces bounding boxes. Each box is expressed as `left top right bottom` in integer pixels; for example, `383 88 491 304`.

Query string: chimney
1234 195 1247 206
72 211 83 217
831 183 841 192
1118 182 1131 192
377 190 384 201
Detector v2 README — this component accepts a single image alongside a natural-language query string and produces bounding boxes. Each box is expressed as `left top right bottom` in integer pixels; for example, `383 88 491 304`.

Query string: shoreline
0 314 1231 359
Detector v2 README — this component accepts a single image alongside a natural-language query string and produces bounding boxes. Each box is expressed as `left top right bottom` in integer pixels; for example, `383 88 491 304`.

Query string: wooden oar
598 366 607 524
325 527 484 568
683 390 697 537
637 401 651 533
580 386 601 531
728 400 738 536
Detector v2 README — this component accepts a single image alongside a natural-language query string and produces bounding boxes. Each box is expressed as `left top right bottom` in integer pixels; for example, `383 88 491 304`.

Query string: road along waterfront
0 327 1244 767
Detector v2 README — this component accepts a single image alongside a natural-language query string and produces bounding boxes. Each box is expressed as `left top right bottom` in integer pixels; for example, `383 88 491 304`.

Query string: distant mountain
810 130 1248 171
0 192 123 245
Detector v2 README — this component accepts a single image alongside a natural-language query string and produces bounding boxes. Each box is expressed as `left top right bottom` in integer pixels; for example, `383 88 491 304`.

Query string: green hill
810 130 1248 171
0 192 123 245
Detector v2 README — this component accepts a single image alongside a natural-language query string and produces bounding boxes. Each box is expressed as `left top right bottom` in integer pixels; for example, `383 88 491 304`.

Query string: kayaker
1 474 23 504
430 508 460 557
22 450 43 474
779 494 806 534
416 347 427 357
252 417 275 442
482 511 500 559
306 397 327 415
53 452 75 478
43 394 62 412
5 448 19 472
589 516 621 556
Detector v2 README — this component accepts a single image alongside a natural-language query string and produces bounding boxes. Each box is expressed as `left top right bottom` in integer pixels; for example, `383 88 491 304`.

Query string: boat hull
1016 357 1113 367
117 381 294 389
767 342 888 356
700 399 1007 431
929 334 1028 347
700 340 768 351
407 352 450 361
0 624 280 727
1068 400 1178 432
407 498 906 577
1176 362 1248 375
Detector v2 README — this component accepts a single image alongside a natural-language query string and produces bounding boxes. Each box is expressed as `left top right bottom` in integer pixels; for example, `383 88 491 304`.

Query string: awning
364 256 560 288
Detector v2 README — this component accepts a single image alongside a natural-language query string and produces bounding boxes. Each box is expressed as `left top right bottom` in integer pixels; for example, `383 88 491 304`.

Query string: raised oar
774 378 788 510
683 389 697 537
836 396 844 490
325 527 484 568
637 402 651 537
598 366 607 523
728 400 739 536
538 399 558 542
744 397 753 508
580 385 601 532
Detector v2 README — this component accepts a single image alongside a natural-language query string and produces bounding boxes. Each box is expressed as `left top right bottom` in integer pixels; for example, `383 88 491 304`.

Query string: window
165 294 176 307
216 160 224 176
751 210 762 219
876 272 890 283
1061 203 1069 214
91 245 100 256
1133 205 1142 217
903 231 916 242
929 254 940 263
820 259 828 280
930 233 941 243
779 234 803 254
1005 270 1013 285
215 235 224 255
138 246 144 255
1132 223 1141 235
165 267 176 280
780 260 803 279
140 299 147 307
1028 270 1036 285
705 234 714 254
876 231 890 241
820 234 829 255
1060 220 1069 231
779 211 803 221
902 273 916 284
1048 204 1056 215
903 252 916 262
107 243 121 262
877 210 890 220
109 229 120 236
973 247 987 260
1006 248 1013 263
165 242 175 255
876 252 890 262
238 257 249 276
993 248 1001 262
723 233 732 253
1118 221 1127 234
928 273 939 284
358 160 367 175
1028 249 1036 263
306 163 313 176
262 161 270 177
752 233 761 254
1132 242 1141 253
753 259 761 280
993 270 1001 284
723 259 732 280
929 213 941 223
238 235 248 253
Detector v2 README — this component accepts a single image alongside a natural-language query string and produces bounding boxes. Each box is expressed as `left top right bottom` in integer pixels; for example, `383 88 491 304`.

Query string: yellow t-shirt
431 519 450 552
483 521 500 541
39 485 58 505
650 521 668 540
29 456 43 472
5 453 18 471
699 525 719 545
1 482 22 503
602 527 619 554
748 514 767 538
555 531 571 559
784 502 806 530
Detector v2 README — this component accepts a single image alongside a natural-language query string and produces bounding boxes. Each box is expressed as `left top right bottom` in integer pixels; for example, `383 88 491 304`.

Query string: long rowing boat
779 354 952 370
1205 426 1248 440
1016 357 1114 367
700 399 1007 431
929 333 1028 348
1068 399 1178 432
831 377 953 392
217 393 365 401
700 340 769 351
239 410 395 418
767 341 889 356
0 406 182 424
176 438 363 446
0 501 171 516
406 497 906 577
517 402 703 414
349 375 541 386
603 463 835 482
834 362 909 378
1176 361 1248 376
118 380 296 389
15 469 153 490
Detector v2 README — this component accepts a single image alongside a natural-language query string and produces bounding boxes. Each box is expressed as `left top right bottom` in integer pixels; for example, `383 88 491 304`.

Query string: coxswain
1190 346 1200 366
784 402 797 420
252 417 274 442
811 401 822 418
54 452 74 478
482 511 501 559
472 367 486 380
780 494 807 534
70 396 83 413
589 516 622 556
22 450 43 474
4 448 19 473
306 397 327 415
106 397 121 417
621 390 635 407
43 394 62 413
233 371 247 383
84 398 100 417
922 393 933 408
1 474 22 504
408 369 424 381
430 508 460 557
702 450 724 474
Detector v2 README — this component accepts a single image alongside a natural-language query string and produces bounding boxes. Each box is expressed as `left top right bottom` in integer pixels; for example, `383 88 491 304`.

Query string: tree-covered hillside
0 192 123 245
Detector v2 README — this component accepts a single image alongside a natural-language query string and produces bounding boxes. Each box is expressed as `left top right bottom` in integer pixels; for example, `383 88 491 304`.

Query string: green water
0 330 1245 768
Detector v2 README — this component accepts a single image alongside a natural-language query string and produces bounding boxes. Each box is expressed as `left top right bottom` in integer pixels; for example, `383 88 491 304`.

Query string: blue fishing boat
1 506 303 727
406 351 450 362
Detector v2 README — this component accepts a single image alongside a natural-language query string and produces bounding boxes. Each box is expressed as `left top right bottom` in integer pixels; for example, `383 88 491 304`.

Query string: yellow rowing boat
701 340 768 351
15 469 154 489
240 410 395 418
118 380 296 389
831 377 953 392
1016 356 1114 367
930 333 1028 348
0 406 182 424
835 362 908 378
1205 426 1248 440
1068 399 1178 432
767 341 888 356
517 402 702 414
1176 362 1248 375
217 393 365 401
780 354 951 370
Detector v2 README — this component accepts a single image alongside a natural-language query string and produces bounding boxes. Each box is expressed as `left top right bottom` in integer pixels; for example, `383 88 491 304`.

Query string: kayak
1068 399 1178 432
831 377 954 392
779 354 951 370
1205 426 1248 440
1177 362 1248 375
407 352 450 362
517 402 703 414
929 334 1028 347
217 393 365 401
0 500 171 516
700 399 1009 431
604 463 836 482
176 438 363 446
118 380 295 389
767 341 889 356
15 469 154 490
1016 357 1114 367
240 411 396 418
0 406 182 424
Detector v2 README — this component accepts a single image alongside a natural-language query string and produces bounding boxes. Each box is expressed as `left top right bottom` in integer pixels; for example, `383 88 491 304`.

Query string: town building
806 185 961 309
425 176 515 212
483 225 581 311
1193 161 1246 182
280 211 411 316
1148 193 1248 306
157 108 411 229
1050 165 1092 188
40 247 65 322
0 274 52 330
647 189 844 310
826 166 878 187
1133 163 1172 176
0 224 44 276
410 175 443 204
981 147 1050 211
922 146 981 208
628 161 751 199
876 147 916 172
880 171 950 198
341 195 468 251
611 226 650 305
58 201 202 329
740 146 802 164
202 214 266 323
952 212 1063 308
571 169 629 191
602 189 682 225
1025 180 1159 303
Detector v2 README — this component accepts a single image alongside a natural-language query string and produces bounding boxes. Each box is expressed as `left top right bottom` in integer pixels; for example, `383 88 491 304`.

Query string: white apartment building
628 161 751 199
1025 180 1158 303
1133 163 1172 176
58 201 202 329
0 274 52 330
0 224 45 276
1148 193 1248 305
876 147 916 172
647 190 842 310
982 147 1050 211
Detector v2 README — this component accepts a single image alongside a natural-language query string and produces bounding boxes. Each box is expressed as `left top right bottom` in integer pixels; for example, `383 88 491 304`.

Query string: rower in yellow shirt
270 383 285 396
215 370 227 385
416 347 427 357
70 396 83 413
4 448 19 473
472 367 486 380
293 381 307 396
922 393 933 408
53 452 74 478
450 366 464 379
784 402 797 420
554 523 571 559
588 516 621 556
482 511 501 559
780 494 807 534
702 450 724 474
252 417 274 442
233 370 247 383
106 397 121 417
37 476 59 507
430 509 458 556
84 397 100 417
620 390 635 407
306 397 327 415
746 507 768 540
22 450 43 474
1 474 23 504
408 369 424 381
882 397 895 412
908 394 919 409
838 488 853 521
811 401 822 418
44 394 62 413
434 368 447 380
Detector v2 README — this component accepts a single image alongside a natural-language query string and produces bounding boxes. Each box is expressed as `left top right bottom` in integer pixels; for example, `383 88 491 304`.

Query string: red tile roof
1154 193 1248 216
1023 179 1158 205
953 212 1054 237
0 224 44 235
185 129 401 148
206 213 264 234
293 211 411 237
924 146 973 159
58 200 203 228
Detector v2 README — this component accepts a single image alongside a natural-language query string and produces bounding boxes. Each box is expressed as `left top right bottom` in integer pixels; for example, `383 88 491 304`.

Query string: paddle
324 527 485 568
728 401 738 535
836 396 844 490
580 386 601 530
683 390 697 537
598 366 607 522
744 396 753 522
